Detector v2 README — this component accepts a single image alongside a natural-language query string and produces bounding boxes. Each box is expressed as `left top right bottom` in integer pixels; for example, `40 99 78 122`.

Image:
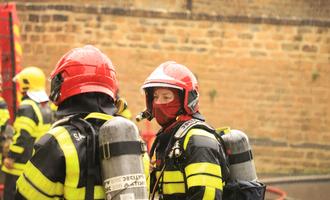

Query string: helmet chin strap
49 73 63 103
176 108 185 116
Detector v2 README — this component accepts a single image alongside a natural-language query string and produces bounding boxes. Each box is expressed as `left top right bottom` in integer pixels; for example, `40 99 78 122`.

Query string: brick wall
193 0 330 20
12 1 330 176
12 0 330 20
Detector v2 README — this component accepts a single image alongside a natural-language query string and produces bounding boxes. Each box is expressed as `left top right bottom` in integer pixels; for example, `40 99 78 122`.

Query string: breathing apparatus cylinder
99 117 148 200
221 129 258 181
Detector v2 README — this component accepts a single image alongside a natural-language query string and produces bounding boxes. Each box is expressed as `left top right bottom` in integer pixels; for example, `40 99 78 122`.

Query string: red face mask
153 97 181 126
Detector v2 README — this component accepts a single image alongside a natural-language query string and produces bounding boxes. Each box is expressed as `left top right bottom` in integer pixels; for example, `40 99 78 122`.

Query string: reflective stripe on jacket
154 128 224 200
2 98 52 176
0 97 10 165
0 97 10 131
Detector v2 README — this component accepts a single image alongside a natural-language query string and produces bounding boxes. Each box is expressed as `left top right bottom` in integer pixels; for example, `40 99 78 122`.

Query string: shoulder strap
53 115 98 200
174 119 231 183
174 119 214 139
71 117 97 200
84 112 113 121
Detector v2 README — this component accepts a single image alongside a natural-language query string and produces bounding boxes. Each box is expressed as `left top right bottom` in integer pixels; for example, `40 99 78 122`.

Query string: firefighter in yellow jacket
0 96 10 163
0 75 11 185
15 45 148 200
0 96 10 185
0 75 10 144
2 66 52 199
0 78 10 163
141 61 228 200
0 97 10 136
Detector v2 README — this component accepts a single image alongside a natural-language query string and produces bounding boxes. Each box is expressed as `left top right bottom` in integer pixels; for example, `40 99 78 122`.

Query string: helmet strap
49 73 63 102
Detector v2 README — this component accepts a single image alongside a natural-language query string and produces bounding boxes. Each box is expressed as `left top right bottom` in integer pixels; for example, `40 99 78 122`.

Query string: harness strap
228 150 253 165
173 119 231 185
99 141 145 159
69 117 96 200
150 119 225 198
150 164 166 200
174 119 218 139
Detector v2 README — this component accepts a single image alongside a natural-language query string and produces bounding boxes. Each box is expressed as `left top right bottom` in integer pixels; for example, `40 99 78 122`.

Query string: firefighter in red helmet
15 45 128 199
141 61 228 200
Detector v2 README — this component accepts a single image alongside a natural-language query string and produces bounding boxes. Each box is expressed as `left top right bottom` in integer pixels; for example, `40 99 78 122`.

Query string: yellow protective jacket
2 97 52 176
15 112 149 200
0 97 10 132
0 97 10 163
151 121 225 200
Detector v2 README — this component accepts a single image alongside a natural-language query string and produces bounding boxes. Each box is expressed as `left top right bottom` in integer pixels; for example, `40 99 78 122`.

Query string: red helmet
142 61 199 116
49 45 118 106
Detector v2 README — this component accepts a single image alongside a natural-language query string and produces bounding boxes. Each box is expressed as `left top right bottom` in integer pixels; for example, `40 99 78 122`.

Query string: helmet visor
141 82 183 91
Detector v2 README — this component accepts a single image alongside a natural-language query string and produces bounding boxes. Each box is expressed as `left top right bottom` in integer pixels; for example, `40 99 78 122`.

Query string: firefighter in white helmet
2 66 52 199
141 61 228 200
